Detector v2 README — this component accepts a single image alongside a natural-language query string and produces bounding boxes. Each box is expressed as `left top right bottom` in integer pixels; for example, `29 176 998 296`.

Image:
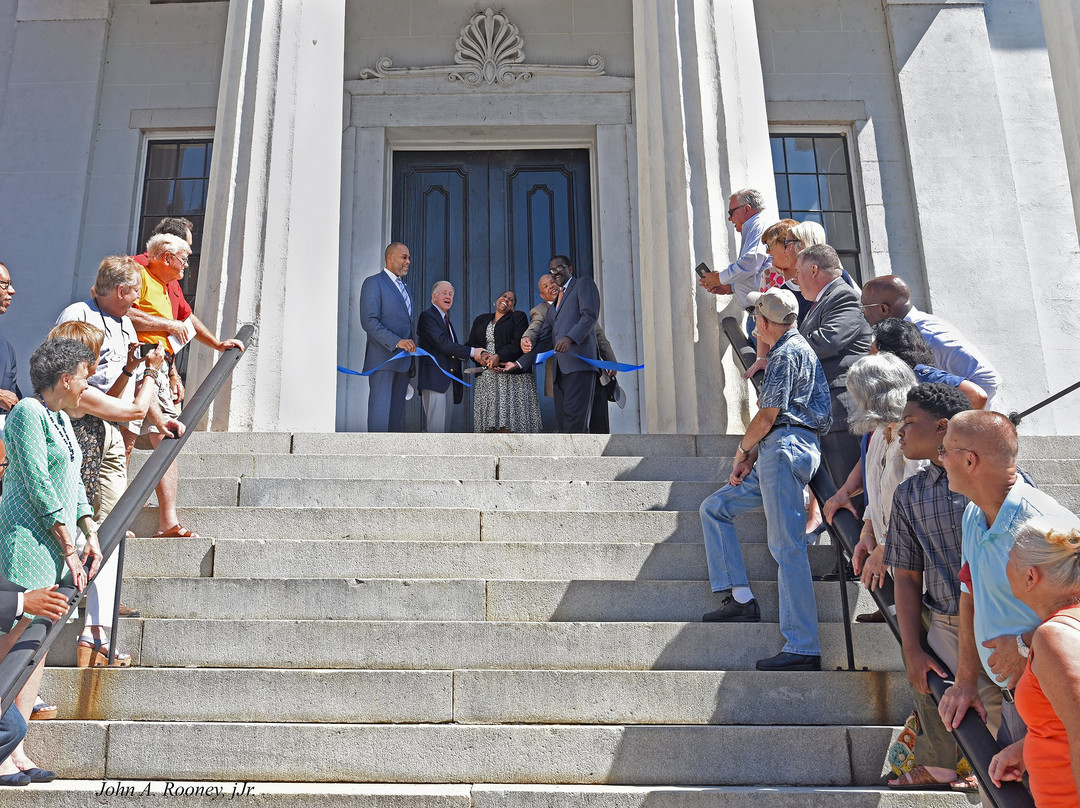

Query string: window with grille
137 139 213 303
770 133 863 283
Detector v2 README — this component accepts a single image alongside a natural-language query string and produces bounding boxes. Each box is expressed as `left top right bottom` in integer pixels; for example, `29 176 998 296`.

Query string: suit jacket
519 275 600 375
359 270 414 374
0 578 24 627
524 300 615 397
798 278 872 434
467 310 529 375
417 305 472 401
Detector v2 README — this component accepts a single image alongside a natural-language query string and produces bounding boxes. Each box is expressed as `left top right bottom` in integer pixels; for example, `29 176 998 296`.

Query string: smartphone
136 343 154 359
694 262 711 279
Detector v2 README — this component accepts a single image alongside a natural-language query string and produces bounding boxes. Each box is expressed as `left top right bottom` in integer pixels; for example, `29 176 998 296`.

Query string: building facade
0 0 1077 434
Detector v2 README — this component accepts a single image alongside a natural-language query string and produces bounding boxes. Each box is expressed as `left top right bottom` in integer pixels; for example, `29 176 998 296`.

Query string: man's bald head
946 410 1018 470
861 276 913 325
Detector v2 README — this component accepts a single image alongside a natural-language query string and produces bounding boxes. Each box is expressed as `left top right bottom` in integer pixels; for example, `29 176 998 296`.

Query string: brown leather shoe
118 604 141 618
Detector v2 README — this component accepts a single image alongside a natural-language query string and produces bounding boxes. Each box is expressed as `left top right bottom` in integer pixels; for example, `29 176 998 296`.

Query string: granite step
38 668 912 726
24 721 900 786
118 577 876 623
121 619 902 671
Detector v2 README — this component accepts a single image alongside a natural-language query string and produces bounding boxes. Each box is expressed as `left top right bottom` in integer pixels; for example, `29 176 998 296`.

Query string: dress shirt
885 463 968 616
863 426 927 545
960 480 1078 680
759 329 832 433
717 210 773 310
383 268 412 317
906 308 1000 401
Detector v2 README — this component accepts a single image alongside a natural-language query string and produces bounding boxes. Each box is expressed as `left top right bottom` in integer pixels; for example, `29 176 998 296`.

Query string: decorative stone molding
358 7 605 87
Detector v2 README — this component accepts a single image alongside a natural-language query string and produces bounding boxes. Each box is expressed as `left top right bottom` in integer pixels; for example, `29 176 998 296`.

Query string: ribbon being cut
338 349 644 383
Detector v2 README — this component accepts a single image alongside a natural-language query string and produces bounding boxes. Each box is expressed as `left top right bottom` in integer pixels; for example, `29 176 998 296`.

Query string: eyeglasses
168 253 190 267
0 281 12 292
861 302 883 309
782 239 800 247
937 445 974 458
728 205 747 219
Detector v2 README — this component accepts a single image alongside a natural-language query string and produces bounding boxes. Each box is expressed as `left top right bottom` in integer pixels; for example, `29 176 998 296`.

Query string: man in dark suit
359 242 417 432
0 579 68 785
416 281 487 432
510 256 600 433
794 243 872 486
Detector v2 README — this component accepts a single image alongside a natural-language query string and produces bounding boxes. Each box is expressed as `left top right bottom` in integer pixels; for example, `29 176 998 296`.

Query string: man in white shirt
861 276 1001 403
699 188 773 311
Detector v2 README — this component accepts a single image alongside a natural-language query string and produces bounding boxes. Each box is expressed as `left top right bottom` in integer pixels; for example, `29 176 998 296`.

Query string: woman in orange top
989 516 1080 808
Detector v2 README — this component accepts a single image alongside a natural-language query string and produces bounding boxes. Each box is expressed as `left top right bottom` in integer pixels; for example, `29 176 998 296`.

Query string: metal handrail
0 324 254 712
721 316 1032 808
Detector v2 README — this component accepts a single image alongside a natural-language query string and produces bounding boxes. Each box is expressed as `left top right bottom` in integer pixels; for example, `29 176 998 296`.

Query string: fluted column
632 0 775 434
188 0 346 431
1041 0 1080 241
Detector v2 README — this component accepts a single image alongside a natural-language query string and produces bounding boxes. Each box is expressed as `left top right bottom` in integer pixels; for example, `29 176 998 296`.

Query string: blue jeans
0 704 25 766
699 426 822 656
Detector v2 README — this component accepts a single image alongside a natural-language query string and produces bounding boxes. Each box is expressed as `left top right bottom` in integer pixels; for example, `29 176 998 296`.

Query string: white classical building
1 0 1078 435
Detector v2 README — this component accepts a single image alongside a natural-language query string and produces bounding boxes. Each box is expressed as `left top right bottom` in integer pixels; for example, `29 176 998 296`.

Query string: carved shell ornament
358 7 605 87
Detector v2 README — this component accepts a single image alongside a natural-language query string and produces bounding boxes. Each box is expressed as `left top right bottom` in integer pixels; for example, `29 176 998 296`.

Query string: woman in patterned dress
467 290 542 433
47 321 165 667
0 338 102 781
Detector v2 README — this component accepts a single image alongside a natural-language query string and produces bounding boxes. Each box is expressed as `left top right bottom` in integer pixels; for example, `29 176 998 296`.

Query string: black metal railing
721 316 1033 808
0 324 254 712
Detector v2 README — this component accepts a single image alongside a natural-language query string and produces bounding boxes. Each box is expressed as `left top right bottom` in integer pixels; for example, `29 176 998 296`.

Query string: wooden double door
391 149 593 432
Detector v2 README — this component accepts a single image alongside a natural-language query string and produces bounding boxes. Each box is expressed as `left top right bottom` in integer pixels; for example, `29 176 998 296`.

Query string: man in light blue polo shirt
936 410 1080 747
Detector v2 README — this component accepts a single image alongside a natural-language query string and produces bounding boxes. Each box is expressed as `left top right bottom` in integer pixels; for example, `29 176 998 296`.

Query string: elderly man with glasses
698 188 773 314
126 233 245 538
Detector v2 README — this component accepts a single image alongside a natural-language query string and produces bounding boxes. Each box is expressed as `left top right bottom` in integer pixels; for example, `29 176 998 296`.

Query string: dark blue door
391 149 592 431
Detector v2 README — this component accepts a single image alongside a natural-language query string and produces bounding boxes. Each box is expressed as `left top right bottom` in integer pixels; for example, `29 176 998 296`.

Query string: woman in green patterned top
0 338 103 781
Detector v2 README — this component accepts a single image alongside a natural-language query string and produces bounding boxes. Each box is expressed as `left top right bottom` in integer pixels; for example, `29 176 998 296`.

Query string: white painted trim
883 0 983 5
766 101 866 124
338 80 640 431
768 124 871 282
130 108 217 131
16 0 108 21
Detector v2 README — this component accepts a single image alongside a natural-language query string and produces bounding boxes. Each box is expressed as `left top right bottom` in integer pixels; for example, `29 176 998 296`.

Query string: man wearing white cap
698 287 832 671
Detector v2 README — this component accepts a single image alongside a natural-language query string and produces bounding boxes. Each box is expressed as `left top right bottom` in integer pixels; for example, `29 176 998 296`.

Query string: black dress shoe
755 651 821 671
813 566 854 582
702 596 760 623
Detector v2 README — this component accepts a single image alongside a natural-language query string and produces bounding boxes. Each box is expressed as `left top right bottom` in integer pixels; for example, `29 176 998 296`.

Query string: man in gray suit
506 256 600 432
359 242 417 432
794 244 872 486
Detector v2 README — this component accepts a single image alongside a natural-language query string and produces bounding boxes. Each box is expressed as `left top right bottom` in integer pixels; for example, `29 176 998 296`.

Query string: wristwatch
1016 634 1030 659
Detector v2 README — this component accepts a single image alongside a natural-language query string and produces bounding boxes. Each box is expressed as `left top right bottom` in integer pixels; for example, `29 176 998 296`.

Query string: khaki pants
909 611 1004 769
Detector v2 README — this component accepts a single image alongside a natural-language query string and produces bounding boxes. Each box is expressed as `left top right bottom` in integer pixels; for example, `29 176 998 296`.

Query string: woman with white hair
824 352 926 601
989 516 1080 807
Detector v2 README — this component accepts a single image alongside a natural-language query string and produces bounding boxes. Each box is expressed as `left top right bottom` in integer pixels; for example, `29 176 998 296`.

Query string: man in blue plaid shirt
699 287 831 672
885 383 1003 789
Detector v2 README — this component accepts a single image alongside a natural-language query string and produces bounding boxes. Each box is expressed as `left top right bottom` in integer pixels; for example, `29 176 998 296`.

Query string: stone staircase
14 431 1067 806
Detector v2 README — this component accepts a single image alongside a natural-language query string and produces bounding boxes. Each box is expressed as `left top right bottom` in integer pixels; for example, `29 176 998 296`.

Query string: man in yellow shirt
127 233 245 538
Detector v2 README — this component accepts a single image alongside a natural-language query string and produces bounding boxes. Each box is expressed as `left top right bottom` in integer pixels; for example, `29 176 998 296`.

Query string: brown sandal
154 524 199 538
888 766 956 790
76 635 132 668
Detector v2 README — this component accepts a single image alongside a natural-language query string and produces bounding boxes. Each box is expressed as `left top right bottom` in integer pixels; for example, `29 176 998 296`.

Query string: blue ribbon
337 347 472 388
532 350 644 373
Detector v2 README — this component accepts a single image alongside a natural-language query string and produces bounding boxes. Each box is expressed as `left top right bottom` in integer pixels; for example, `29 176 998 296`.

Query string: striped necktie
396 278 412 318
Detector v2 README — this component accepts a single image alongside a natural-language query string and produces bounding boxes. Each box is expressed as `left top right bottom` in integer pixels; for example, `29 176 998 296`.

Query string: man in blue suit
416 281 486 432
359 243 417 432
511 255 601 433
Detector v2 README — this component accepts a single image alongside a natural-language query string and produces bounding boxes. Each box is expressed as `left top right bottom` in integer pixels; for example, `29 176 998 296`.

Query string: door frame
337 76 642 433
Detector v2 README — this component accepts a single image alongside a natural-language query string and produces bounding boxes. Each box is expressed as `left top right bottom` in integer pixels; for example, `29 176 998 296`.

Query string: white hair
146 233 190 261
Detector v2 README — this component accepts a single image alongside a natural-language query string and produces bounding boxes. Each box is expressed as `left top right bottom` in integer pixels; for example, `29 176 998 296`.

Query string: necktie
397 278 412 318
444 313 454 340
555 287 564 311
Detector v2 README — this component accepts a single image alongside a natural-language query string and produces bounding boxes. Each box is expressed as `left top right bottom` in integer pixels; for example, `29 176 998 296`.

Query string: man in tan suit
521 273 617 432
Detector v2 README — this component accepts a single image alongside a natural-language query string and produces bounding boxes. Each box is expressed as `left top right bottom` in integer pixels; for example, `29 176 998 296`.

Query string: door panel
391 149 591 432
